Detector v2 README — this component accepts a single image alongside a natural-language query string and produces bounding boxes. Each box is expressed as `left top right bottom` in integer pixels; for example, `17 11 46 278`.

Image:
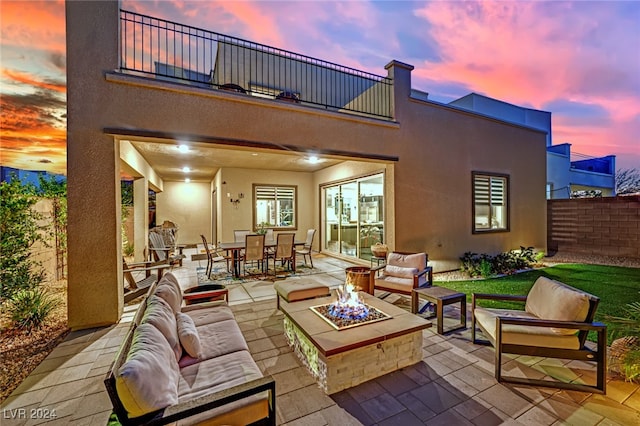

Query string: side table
411 286 466 335
370 256 386 268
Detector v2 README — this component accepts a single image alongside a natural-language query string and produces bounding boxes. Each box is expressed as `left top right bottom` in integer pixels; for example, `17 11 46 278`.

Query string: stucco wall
216 168 315 244
156 181 211 245
66 1 547 327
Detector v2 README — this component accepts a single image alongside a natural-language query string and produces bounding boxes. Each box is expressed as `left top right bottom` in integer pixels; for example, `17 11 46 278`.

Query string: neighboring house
0 166 66 188
449 93 616 199
66 2 547 329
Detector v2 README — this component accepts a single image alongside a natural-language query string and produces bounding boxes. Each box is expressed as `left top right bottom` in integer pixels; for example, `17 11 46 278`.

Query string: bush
460 246 539 278
8 287 59 330
0 178 47 301
1 264 46 302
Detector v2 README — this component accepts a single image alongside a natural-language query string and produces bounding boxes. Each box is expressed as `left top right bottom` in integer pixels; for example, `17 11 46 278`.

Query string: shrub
459 246 539 278
8 287 59 330
606 300 640 383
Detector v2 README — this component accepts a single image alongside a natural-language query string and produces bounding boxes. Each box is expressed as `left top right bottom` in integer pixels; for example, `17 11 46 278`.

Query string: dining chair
234 230 251 242
243 234 267 277
295 229 316 268
269 233 295 274
200 234 229 277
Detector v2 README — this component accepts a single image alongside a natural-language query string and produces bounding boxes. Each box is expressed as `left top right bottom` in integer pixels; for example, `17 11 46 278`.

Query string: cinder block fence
547 196 640 258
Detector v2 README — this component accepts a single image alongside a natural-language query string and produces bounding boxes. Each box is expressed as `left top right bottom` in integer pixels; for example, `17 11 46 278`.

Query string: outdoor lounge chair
148 230 184 266
472 276 607 393
122 259 171 303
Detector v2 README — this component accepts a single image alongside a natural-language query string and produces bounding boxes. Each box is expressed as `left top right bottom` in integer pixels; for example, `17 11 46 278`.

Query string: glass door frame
320 172 385 261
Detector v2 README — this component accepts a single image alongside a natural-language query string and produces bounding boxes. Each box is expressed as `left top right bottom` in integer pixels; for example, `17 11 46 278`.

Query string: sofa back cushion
154 273 183 313
142 295 182 361
525 276 590 335
116 323 179 418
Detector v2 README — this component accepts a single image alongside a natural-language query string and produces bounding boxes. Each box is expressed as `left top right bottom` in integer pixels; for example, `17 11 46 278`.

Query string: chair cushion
116 323 180 418
384 265 418 279
474 307 581 350
375 276 413 292
525 277 590 335
176 312 202 359
387 252 426 270
142 295 182 361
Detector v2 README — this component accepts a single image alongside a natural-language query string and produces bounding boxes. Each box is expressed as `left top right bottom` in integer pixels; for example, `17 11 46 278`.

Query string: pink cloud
412 1 640 168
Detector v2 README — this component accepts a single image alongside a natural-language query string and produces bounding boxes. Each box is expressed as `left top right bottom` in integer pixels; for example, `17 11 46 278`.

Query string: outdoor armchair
369 251 432 296
472 276 606 394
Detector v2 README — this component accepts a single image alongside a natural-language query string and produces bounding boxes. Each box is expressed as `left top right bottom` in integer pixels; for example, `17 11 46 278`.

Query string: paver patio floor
2 252 638 425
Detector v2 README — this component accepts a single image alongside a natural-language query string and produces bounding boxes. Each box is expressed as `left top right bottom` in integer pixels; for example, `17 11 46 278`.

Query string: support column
133 178 149 262
66 0 122 329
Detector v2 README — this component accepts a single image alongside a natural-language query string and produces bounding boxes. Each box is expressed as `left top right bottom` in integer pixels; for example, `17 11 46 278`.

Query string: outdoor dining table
219 238 305 278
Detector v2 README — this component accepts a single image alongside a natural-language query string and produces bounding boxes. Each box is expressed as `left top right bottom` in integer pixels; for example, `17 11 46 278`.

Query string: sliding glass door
322 173 384 261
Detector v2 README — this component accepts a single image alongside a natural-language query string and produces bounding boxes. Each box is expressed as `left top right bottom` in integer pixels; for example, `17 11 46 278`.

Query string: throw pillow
385 265 419 278
176 312 202 359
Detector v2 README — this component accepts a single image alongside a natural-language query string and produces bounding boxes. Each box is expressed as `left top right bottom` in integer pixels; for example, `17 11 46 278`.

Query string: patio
2 251 639 425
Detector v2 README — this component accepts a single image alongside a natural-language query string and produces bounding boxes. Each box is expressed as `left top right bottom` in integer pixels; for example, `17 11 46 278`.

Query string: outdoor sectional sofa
105 272 275 425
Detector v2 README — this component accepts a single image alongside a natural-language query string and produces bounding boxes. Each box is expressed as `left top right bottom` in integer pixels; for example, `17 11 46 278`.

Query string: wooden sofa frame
105 288 276 426
472 289 607 394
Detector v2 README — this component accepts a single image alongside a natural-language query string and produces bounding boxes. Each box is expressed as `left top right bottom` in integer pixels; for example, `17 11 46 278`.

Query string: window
473 172 509 233
253 185 297 230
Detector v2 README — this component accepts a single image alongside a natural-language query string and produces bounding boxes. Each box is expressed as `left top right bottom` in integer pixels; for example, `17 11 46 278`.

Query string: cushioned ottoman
274 280 331 308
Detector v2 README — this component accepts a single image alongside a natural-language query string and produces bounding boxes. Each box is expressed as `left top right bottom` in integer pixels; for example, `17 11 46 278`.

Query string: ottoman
274 280 331 309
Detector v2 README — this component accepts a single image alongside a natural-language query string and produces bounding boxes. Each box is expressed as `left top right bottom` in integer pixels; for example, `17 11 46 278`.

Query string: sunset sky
1 0 639 175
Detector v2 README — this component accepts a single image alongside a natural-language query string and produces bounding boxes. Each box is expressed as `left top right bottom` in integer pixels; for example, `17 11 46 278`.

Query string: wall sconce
228 192 244 208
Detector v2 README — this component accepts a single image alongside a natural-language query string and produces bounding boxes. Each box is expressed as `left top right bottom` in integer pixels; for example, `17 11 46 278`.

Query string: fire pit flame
328 282 369 320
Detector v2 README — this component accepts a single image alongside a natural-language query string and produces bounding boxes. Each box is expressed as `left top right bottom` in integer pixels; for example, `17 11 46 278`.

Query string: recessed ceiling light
308 156 319 164
185 178 191 183
177 144 189 153
251 153 258 156
182 166 191 173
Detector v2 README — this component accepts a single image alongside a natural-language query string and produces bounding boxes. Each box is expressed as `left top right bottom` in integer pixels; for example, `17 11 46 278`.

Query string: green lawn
438 264 640 343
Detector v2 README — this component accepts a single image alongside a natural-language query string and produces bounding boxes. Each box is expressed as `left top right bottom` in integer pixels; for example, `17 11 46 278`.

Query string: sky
1 0 639 175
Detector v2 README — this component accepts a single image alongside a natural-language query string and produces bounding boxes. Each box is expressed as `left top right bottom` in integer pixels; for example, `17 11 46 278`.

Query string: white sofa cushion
178 319 249 368
182 304 236 327
116 323 180 418
142 295 183 361
525 277 590 335
176 312 202 359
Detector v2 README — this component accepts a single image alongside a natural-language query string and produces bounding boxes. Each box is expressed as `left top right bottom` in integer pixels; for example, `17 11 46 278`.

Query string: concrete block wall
547 195 640 258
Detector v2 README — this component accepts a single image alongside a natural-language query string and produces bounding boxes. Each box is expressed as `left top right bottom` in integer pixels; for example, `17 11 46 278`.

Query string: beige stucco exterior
66 1 547 329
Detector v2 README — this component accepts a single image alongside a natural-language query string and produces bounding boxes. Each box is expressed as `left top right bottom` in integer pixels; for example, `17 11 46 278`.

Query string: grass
441 264 640 344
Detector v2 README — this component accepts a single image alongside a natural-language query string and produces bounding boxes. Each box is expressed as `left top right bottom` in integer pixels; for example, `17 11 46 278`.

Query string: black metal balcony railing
120 10 393 119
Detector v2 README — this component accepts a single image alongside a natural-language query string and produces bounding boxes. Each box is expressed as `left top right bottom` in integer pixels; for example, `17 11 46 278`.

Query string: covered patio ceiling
120 138 346 182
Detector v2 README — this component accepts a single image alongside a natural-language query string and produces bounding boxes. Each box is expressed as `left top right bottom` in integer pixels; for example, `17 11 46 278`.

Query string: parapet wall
547 196 640 258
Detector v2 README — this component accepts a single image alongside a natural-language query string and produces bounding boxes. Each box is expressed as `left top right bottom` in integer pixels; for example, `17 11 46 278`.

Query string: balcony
120 10 393 120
